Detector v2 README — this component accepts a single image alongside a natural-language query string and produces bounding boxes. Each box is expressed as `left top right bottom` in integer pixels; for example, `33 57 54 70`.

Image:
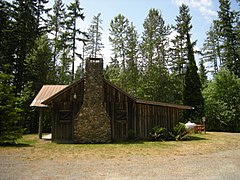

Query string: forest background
0 0 239 143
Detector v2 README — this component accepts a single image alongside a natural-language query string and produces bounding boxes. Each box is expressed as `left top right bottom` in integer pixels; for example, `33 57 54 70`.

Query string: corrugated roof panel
42 79 84 105
136 99 192 110
30 85 68 107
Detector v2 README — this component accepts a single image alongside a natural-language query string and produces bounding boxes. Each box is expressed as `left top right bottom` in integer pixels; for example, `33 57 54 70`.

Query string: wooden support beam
38 108 44 139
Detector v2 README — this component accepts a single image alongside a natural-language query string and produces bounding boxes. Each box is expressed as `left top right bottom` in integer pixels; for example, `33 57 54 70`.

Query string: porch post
38 108 44 139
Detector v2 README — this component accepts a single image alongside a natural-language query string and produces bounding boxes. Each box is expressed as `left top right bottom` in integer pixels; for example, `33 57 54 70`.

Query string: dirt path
1 133 240 180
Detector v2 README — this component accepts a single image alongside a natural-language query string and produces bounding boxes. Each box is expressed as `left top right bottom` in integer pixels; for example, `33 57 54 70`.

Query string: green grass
1 132 239 160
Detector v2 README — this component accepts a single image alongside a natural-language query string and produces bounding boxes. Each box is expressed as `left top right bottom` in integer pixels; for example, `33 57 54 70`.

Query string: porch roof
30 85 68 107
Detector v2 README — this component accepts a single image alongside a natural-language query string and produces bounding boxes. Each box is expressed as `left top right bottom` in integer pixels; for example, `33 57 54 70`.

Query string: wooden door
56 110 73 141
114 102 128 140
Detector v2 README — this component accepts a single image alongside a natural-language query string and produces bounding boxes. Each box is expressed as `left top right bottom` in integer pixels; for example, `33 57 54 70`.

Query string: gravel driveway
1 133 240 180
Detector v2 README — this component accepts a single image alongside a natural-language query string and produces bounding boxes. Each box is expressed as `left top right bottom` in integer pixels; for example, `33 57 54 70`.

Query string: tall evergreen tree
235 2 240 59
201 22 222 75
141 8 170 67
168 4 195 105
0 1 16 75
47 0 66 70
25 34 53 93
19 35 53 132
217 0 240 77
125 22 139 95
56 38 72 84
140 8 174 102
170 4 192 76
84 13 104 58
108 14 129 89
1 0 52 133
33 0 51 35
65 0 86 81
183 33 204 122
11 0 38 95
109 14 129 72
0 73 22 144
199 59 208 90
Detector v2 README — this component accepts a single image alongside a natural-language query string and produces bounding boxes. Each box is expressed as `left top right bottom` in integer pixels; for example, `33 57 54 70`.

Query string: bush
169 122 189 141
127 129 135 140
149 126 165 140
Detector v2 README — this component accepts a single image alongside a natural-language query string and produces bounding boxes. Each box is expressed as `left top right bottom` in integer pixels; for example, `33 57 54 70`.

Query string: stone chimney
73 58 111 143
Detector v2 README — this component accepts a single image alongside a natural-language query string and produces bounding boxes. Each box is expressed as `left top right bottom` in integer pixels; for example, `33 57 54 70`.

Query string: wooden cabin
35 58 192 143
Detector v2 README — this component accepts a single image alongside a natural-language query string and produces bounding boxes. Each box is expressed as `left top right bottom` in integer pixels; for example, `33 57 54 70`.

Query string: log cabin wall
103 80 135 141
103 80 180 140
134 103 179 139
48 78 181 142
50 80 84 142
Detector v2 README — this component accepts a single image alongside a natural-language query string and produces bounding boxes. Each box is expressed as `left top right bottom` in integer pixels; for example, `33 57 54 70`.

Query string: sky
64 0 237 66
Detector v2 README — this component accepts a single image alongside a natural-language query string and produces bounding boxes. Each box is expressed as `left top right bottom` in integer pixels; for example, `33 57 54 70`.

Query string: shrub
149 126 165 140
127 129 135 140
169 122 189 141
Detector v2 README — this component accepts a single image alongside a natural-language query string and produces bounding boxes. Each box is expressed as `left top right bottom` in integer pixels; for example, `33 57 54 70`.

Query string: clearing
1 132 240 179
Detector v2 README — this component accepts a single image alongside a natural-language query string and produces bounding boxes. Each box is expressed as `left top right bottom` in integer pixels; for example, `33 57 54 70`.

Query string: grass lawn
1 132 240 161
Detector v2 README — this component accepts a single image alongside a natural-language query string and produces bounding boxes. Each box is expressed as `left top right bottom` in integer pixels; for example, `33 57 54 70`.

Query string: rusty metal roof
42 79 84 105
136 99 193 110
30 85 68 107
41 79 192 110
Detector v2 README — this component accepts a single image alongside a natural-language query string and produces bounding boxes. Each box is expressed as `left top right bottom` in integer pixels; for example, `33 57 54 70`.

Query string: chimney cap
87 57 103 64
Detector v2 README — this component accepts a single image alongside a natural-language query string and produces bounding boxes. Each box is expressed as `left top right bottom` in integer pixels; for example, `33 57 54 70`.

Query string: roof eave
136 99 193 110
42 79 84 105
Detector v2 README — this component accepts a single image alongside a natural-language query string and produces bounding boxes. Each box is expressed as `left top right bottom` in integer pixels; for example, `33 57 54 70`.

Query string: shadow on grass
183 135 208 141
0 142 33 147
113 138 209 144
113 140 145 145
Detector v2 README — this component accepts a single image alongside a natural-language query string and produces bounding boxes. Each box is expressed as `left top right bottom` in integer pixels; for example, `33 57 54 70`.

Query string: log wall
49 79 180 142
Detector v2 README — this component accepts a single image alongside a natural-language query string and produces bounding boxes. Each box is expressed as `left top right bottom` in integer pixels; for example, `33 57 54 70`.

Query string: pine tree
75 64 84 79
217 0 240 77
0 72 22 144
140 8 173 102
201 22 221 75
125 22 139 95
199 59 208 89
183 33 204 122
109 14 129 72
170 4 192 76
56 40 72 84
235 2 240 55
65 0 86 81
108 14 130 89
141 8 170 67
25 34 53 93
0 1 16 75
33 0 51 35
47 0 66 69
18 34 53 133
84 13 104 58
11 0 39 95
168 4 195 105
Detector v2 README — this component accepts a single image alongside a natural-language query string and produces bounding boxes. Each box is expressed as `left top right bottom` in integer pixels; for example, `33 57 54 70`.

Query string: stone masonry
73 58 111 143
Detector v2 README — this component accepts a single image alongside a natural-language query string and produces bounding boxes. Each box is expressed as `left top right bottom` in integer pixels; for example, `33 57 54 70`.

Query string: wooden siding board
113 102 116 140
138 104 141 138
144 105 147 138
133 102 136 136
141 105 144 138
146 105 149 137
